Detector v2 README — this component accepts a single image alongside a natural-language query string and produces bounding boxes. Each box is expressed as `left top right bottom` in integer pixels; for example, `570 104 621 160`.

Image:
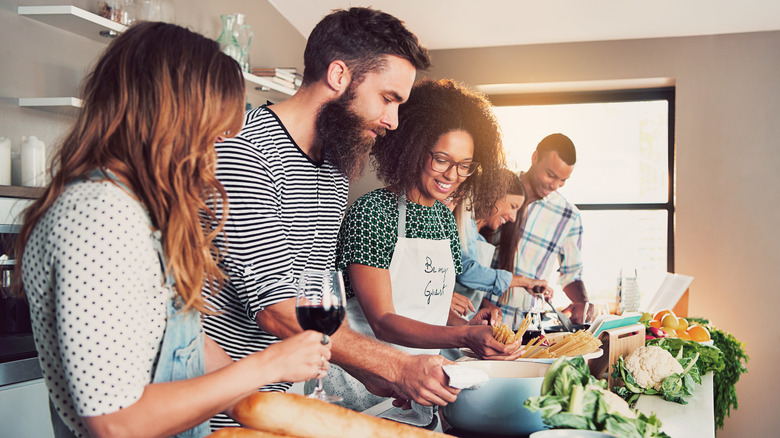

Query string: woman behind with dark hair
13 22 328 438
449 169 552 323
325 78 521 411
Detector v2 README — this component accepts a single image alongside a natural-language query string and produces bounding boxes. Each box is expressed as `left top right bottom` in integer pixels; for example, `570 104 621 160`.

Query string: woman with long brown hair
450 169 552 322
13 22 329 438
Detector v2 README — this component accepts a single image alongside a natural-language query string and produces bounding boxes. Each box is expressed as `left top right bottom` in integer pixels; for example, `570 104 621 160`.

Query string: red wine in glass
295 269 346 403
296 306 345 336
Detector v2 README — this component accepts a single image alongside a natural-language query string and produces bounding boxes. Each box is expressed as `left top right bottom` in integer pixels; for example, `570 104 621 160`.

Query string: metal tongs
532 285 574 332
547 298 574 332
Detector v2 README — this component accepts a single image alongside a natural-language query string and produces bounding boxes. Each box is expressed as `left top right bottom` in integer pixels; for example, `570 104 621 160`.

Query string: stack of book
249 67 303 90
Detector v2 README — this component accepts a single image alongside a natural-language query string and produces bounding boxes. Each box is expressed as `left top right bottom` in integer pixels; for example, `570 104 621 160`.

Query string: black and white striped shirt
203 106 348 429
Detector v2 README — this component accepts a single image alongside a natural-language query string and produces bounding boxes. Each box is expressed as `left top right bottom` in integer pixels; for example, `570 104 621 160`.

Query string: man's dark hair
536 133 576 165
302 7 431 86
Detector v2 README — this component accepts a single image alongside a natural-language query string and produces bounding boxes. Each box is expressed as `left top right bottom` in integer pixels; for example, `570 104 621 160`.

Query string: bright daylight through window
491 88 674 307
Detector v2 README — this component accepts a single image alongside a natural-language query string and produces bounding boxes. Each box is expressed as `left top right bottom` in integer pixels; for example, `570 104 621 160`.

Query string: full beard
315 92 383 180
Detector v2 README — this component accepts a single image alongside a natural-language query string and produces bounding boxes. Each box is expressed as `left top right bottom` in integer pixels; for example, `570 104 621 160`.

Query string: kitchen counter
634 372 714 438
363 372 714 437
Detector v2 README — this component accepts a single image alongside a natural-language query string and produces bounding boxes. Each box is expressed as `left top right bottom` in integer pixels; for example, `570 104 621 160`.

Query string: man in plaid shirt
487 133 589 324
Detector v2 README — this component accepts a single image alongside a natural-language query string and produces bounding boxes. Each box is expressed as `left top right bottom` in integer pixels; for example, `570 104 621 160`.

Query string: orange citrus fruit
654 309 676 322
687 325 711 342
649 320 662 329
676 329 692 340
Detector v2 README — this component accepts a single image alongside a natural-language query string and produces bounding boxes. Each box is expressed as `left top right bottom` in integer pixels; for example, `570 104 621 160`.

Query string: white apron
318 195 456 412
347 195 455 355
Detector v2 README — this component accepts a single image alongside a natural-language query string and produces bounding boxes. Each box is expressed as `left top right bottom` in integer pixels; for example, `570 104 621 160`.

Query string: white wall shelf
17 97 82 116
243 71 297 96
18 5 295 103
17 5 126 43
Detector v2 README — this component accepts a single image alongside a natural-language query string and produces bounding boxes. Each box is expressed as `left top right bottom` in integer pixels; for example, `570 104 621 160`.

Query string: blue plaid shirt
487 190 583 320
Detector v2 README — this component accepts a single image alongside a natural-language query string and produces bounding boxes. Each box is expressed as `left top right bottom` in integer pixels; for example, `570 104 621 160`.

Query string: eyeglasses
429 152 480 177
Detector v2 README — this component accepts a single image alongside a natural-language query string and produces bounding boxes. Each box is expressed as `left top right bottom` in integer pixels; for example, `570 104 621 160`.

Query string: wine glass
295 269 346 403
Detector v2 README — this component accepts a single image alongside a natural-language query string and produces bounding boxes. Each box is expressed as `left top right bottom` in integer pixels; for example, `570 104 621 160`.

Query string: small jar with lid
97 0 137 25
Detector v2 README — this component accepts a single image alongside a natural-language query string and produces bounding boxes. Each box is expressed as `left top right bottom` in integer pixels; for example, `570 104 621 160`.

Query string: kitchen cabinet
16 4 296 115
0 379 54 438
0 194 47 437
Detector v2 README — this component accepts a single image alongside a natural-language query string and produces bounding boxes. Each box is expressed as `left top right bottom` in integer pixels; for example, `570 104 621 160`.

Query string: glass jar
97 0 136 25
97 0 122 23
216 14 242 64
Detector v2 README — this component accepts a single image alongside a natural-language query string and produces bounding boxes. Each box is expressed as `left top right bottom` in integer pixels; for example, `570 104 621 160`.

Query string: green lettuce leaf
524 356 670 437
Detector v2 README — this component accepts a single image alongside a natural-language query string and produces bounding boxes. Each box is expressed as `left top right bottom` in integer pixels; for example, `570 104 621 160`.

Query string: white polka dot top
22 178 170 437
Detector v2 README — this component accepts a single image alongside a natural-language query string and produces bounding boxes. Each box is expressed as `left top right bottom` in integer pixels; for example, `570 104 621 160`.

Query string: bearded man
203 7 459 429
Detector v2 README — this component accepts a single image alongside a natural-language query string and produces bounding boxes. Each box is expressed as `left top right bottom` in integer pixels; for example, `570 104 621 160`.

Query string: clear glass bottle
233 13 254 72
120 0 137 25
216 14 242 64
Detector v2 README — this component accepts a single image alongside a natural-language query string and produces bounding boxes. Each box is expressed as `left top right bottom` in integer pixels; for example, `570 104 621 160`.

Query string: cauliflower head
624 345 683 390
586 385 638 419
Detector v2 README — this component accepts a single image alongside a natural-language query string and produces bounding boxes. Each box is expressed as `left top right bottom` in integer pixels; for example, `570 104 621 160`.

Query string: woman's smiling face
483 193 525 231
409 129 474 207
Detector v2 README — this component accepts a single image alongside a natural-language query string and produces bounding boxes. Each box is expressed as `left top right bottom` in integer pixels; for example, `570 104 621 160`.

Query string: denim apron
49 170 210 438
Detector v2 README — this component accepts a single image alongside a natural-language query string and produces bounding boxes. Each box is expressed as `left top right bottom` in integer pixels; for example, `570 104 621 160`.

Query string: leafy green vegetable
688 318 749 433
524 357 670 438
611 349 701 405
646 337 725 377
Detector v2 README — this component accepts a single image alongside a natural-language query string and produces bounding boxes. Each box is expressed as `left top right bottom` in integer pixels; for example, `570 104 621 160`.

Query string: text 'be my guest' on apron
321 195 456 413
347 195 455 355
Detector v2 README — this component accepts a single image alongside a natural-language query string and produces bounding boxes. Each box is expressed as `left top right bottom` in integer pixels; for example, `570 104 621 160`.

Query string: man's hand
562 301 587 325
562 280 588 325
359 354 460 407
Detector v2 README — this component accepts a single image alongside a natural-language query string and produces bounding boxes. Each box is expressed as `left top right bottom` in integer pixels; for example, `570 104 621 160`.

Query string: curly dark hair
302 7 430 86
372 78 507 219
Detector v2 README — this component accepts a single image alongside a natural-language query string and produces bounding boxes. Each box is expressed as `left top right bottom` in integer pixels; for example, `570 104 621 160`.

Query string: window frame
489 87 676 272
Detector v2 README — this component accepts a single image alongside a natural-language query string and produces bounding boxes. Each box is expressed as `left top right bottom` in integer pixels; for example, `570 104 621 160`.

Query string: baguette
208 428 297 437
232 392 446 438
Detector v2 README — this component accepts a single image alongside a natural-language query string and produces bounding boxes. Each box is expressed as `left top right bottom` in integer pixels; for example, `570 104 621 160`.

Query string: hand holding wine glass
295 269 346 402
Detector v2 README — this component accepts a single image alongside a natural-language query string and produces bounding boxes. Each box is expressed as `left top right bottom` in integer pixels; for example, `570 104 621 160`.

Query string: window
491 88 674 306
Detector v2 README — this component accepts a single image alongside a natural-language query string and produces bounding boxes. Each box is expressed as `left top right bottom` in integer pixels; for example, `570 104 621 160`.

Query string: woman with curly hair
13 22 329 437
325 78 521 411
